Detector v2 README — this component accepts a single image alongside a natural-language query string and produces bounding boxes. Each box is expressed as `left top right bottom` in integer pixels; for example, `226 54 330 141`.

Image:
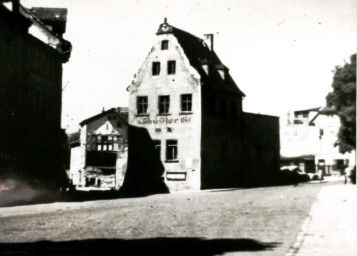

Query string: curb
286 192 320 256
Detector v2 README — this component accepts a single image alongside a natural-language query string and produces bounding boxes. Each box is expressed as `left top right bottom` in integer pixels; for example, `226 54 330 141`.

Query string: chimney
203 34 214 51
30 8 68 38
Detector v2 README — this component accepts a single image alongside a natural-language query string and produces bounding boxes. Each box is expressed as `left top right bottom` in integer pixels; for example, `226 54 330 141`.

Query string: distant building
280 107 356 175
126 19 280 192
69 108 128 190
0 1 71 186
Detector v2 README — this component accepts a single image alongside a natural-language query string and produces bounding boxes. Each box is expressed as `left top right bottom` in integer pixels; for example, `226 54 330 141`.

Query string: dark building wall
0 6 68 186
242 113 280 184
200 86 245 189
0 10 29 162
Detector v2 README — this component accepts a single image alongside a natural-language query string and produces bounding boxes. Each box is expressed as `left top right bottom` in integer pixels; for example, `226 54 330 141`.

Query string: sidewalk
292 184 356 256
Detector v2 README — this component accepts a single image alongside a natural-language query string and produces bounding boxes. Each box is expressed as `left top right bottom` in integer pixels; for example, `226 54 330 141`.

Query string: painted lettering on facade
137 116 192 125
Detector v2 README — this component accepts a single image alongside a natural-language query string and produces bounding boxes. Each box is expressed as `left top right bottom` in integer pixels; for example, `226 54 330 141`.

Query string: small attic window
161 40 169 50
152 62 160 76
216 65 228 80
218 69 226 80
200 59 210 75
168 61 176 74
202 64 209 75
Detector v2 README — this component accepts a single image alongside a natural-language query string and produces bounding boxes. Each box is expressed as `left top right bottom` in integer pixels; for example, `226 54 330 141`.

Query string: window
117 121 122 128
152 62 160 75
137 96 148 115
333 159 344 171
153 140 161 159
319 129 324 136
158 95 170 115
161 40 169 50
319 129 324 139
166 140 178 161
168 60 176 74
181 94 192 112
93 135 120 151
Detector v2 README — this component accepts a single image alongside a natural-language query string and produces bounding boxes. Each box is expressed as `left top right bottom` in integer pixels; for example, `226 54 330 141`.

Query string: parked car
280 165 304 174
280 165 310 183
281 165 324 181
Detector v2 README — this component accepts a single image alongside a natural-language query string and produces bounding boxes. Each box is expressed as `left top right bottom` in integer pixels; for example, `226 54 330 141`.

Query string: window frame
153 140 161 159
180 94 193 113
137 96 148 115
92 135 120 152
152 62 160 76
161 40 169 50
165 140 178 162
158 95 170 115
167 60 176 75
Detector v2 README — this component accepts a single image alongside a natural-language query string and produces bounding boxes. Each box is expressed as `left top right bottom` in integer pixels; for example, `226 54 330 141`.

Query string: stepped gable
157 19 245 96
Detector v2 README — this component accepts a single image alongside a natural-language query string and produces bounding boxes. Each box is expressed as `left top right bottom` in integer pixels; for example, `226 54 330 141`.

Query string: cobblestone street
1 182 353 255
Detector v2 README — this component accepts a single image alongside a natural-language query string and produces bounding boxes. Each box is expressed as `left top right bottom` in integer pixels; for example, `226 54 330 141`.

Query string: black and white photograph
0 0 356 255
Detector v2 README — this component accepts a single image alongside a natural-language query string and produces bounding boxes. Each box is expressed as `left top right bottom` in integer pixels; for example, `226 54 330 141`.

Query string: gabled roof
294 107 321 115
1 2 72 61
308 106 337 125
157 20 245 96
19 6 72 58
79 107 128 127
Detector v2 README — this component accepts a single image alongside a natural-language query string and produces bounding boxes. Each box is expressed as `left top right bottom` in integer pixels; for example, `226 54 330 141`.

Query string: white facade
281 107 355 174
128 28 202 191
69 108 128 189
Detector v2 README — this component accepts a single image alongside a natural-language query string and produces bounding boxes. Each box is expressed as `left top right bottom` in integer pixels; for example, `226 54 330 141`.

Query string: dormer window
216 64 228 80
200 59 210 76
202 64 209 75
218 70 226 79
152 62 160 76
161 40 169 50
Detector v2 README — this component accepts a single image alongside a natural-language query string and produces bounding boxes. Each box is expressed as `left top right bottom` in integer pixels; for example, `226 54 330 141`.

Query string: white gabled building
280 107 355 175
69 107 128 190
125 19 280 193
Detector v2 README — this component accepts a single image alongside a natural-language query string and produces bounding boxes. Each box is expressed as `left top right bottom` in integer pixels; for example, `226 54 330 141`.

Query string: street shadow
0 237 280 256
206 188 244 193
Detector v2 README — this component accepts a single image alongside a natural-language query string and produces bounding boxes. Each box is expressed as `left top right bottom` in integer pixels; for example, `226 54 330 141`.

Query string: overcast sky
22 0 357 132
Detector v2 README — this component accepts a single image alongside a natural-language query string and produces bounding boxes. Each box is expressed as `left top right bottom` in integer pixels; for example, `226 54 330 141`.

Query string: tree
326 53 356 153
68 130 80 145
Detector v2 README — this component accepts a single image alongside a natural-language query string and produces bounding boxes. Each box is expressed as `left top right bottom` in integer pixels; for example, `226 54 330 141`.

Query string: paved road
0 182 350 255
